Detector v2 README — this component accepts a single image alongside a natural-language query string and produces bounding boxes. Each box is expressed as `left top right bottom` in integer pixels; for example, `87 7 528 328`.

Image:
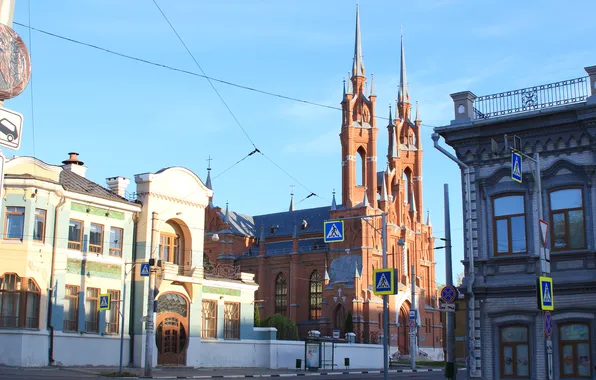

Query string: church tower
340 5 378 209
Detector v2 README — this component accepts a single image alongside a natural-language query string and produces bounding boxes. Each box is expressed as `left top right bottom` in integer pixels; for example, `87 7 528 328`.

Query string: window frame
0 273 41 329
201 300 217 339
33 208 47 242
308 270 322 321
274 273 288 316
85 287 100 333
63 285 80 332
109 227 123 257
549 187 586 251
4 206 25 241
558 322 592 378
499 324 531 379
68 219 84 251
105 289 120 335
492 193 528 256
89 223 104 254
223 302 240 340
160 232 181 264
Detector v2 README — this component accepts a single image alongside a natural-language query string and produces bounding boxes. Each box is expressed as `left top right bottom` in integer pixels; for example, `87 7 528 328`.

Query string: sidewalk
59 365 445 378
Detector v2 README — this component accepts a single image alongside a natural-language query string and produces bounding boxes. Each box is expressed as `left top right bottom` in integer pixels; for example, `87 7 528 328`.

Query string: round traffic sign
0 24 31 100
441 285 457 303
544 311 553 337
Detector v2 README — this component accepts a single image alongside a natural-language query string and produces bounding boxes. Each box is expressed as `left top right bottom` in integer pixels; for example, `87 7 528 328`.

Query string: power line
12 22 440 129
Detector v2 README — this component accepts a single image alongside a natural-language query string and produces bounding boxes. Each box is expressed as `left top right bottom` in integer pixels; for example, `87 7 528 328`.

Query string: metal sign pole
381 212 389 380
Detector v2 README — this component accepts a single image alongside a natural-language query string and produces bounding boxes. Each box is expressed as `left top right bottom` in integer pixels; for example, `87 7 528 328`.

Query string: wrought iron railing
474 76 590 120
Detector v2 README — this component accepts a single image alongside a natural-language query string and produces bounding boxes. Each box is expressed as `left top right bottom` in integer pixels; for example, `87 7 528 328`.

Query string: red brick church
204 6 441 356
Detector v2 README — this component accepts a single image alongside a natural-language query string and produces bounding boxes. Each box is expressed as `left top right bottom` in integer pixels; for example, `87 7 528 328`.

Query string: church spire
205 156 213 190
224 201 230 224
426 209 432 227
352 5 365 78
398 30 409 104
289 187 295 212
331 189 337 211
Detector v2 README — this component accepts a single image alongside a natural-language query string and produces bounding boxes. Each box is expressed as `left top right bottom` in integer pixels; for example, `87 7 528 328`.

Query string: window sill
2 239 23 244
0 327 41 331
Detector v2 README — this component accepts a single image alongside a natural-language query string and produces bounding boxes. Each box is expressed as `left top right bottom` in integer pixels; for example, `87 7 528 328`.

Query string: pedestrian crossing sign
324 220 344 243
373 268 398 295
511 152 523 183
99 294 111 311
538 276 554 311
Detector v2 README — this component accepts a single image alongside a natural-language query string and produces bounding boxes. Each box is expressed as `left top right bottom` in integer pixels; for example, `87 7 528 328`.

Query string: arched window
356 146 366 187
0 273 40 328
274 273 287 316
308 271 322 320
160 221 184 265
402 170 410 204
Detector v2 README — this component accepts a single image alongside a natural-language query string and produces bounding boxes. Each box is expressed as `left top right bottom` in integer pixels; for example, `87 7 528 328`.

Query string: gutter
129 212 139 367
431 133 477 378
47 193 66 366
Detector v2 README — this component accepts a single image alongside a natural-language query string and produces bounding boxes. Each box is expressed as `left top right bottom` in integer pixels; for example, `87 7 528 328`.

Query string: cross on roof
206 155 213 170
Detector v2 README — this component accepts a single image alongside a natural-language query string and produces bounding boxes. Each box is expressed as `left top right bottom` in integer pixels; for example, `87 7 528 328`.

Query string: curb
132 368 444 378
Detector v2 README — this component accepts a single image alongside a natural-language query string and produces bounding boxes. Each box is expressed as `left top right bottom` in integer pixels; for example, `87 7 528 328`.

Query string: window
0 273 40 328
68 219 83 250
550 188 586 250
85 287 99 333
493 195 527 255
201 300 217 338
105 290 120 334
89 224 104 254
160 233 180 264
308 270 322 320
109 227 123 257
500 325 530 378
274 273 287 316
559 323 592 378
63 285 79 332
33 209 46 242
223 302 240 339
4 206 25 240
356 146 366 187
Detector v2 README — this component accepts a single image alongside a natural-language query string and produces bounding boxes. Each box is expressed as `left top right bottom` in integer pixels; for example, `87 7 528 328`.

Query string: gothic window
274 273 287 316
308 270 322 321
363 105 371 123
499 325 530 378
402 169 411 204
549 188 586 250
356 146 366 187
0 274 41 329
157 293 188 318
492 194 527 255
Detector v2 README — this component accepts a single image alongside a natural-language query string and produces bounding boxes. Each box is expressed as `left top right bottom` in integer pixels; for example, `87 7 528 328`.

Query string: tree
344 312 354 333
456 272 464 286
254 305 260 327
262 314 299 341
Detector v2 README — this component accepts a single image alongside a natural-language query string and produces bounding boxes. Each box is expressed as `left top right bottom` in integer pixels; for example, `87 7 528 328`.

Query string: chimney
106 176 131 198
62 152 88 177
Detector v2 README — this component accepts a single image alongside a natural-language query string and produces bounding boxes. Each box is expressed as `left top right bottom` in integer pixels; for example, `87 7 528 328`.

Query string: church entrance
156 293 189 366
398 305 410 355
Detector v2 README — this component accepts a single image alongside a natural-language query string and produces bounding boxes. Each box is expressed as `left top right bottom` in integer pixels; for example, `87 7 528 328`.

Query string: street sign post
373 268 398 296
0 107 23 150
544 311 552 337
511 151 523 183
538 276 554 311
140 263 150 277
99 294 111 311
323 220 344 243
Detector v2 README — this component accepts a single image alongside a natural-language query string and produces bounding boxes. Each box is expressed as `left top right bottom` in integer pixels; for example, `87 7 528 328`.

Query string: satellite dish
0 24 31 100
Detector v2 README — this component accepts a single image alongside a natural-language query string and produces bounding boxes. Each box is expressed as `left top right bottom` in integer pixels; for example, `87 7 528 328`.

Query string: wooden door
156 316 187 365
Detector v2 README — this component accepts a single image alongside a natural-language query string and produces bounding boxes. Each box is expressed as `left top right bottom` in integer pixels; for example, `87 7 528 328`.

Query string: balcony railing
473 76 590 120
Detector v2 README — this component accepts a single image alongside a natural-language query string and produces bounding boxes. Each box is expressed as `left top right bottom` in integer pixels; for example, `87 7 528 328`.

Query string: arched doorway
156 293 189 365
333 304 346 332
398 304 410 355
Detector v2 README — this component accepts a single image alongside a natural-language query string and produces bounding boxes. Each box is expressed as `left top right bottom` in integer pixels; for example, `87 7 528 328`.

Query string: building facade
434 65 596 379
204 6 442 359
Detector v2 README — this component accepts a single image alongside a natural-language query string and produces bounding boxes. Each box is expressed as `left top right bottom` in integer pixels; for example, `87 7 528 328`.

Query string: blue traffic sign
544 311 552 337
98 294 111 311
324 221 344 243
373 269 398 295
511 152 523 183
140 263 150 277
539 276 554 311
440 285 458 303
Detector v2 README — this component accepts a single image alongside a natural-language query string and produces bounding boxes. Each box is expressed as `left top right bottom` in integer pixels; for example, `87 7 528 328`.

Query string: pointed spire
352 5 365 77
370 73 375 96
388 104 393 126
426 209 432 227
324 256 330 282
398 29 409 104
380 175 388 202
415 101 421 122
331 189 337 211
292 221 298 239
362 189 369 207
260 223 265 241
289 186 295 212
354 262 361 278
392 125 399 158
342 79 347 102
347 71 352 93
224 201 230 223
205 156 213 190
409 190 416 213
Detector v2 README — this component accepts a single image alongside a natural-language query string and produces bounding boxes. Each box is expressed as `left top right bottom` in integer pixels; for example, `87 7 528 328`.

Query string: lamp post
118 262 140 377
327 213 389 380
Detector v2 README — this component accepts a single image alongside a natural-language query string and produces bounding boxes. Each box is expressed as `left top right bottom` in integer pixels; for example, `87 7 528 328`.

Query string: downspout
431 133 476 377
47 193 66 366
129 212 139 367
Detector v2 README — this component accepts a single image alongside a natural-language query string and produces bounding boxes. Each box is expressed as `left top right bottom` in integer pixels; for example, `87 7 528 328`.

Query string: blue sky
7 0 596 285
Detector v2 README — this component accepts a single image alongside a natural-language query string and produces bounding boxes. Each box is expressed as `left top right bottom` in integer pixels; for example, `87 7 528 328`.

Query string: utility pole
410 264 417 370
444 184 456 379
144 212 158 377
381 212 389 380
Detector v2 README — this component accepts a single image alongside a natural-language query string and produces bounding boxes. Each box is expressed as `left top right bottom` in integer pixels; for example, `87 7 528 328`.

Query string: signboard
140 263 150 277
98 294 111 311
511 152 522 183
409 310 416 320
0 24 32 100
440 285 458 303
332 330 340 339
544 311 553 337
539 219 548 247
0 107 23 150
441 304 456 313
0 152 4 208
538 276 554 311
323 220 344 243
372 268 398 295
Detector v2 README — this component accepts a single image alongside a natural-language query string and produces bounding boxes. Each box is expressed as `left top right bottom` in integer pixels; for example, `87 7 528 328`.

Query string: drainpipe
129 212 139 367
47 193 66 366
431 133 477 377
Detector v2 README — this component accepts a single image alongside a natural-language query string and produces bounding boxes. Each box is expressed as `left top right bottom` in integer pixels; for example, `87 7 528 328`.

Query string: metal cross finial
290 184 295 195
206 155 213 170
401 25 403 37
